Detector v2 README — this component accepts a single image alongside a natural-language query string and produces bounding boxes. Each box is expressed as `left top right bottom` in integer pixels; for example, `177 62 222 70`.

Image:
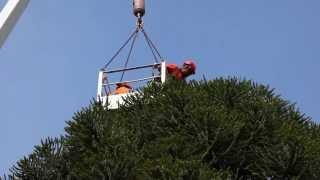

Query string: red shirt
166 64 184 80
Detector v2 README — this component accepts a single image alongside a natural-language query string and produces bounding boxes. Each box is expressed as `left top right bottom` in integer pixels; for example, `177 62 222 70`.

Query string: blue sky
1 0 320 174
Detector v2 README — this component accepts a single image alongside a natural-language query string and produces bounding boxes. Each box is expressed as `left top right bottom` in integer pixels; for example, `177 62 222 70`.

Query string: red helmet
183 60 196 74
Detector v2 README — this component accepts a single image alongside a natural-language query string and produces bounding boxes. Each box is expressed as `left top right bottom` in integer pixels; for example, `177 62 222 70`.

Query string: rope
120 29 139 81
103 29 139 69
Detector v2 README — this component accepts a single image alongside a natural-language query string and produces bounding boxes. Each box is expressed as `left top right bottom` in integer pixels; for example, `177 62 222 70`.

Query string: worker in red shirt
166 60 197 80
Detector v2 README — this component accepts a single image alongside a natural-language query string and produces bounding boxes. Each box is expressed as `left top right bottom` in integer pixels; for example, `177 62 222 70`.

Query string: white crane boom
0 0 29 48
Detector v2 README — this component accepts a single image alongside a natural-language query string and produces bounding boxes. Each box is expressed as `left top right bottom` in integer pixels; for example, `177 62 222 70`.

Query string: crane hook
133 0 145 28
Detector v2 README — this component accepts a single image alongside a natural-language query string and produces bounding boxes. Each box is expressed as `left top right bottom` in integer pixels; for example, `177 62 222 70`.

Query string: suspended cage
97 61 166 109
97 1 166 109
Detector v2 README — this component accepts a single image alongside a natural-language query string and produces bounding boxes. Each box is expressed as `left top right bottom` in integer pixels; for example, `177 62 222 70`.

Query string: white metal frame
97 61 166 109
0 0 29 48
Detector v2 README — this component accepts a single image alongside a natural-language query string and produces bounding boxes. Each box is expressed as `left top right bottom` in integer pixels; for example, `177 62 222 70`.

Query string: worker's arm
166 63 179 74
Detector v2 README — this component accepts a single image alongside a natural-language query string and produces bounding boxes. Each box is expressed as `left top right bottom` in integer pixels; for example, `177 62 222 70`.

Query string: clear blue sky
1 0 320 174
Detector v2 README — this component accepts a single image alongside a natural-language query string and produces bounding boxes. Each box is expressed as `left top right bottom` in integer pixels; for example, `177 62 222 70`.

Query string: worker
114 82 132 95
166 59 197 80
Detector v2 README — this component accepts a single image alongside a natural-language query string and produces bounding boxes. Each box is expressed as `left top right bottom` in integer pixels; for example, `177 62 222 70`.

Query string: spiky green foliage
8 137 69 180
8 78 320 179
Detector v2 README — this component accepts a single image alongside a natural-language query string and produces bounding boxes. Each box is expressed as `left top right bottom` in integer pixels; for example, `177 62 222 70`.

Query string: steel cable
120 30 139 81
103 28 139 69
141 28 163 60
141 29 159 63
